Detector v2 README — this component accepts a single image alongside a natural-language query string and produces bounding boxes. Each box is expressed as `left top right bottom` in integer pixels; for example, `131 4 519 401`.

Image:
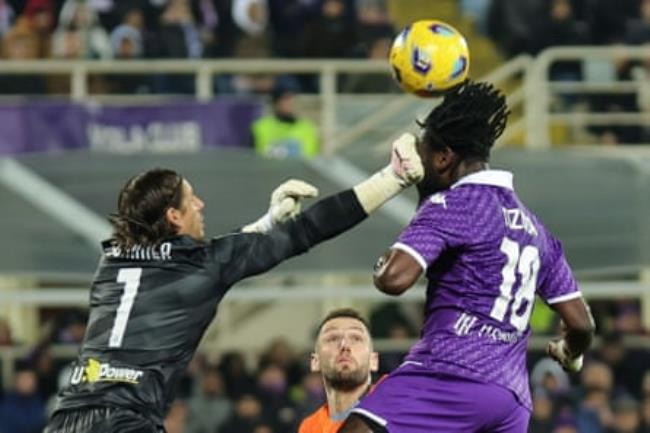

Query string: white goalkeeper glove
353 133 424 214
547 339 584 373
242 179 319 233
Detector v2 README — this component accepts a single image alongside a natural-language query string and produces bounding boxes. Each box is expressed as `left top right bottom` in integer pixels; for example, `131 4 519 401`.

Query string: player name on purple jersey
394 170 581 409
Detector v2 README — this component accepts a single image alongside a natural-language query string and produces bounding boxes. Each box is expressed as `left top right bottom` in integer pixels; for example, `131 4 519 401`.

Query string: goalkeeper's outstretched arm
216 134 424 286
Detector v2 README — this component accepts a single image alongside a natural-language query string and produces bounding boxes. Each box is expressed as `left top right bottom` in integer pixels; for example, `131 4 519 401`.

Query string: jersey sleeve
209 189 367 288
537 232 581 304
393 192 469 271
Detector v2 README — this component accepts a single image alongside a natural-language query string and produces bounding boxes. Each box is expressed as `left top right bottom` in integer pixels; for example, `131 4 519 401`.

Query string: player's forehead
180 179 195 199
319 317 368 335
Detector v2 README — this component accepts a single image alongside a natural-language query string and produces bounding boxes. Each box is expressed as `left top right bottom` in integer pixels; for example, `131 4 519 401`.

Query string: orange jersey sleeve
298 404 345 433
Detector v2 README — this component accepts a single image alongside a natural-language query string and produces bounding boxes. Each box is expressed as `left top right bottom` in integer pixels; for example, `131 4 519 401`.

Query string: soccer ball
389 19 470 97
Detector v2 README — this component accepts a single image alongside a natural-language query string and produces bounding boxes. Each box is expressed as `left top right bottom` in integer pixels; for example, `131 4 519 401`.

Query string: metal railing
0 59 391 154
1 48 648 154
525 46 650 148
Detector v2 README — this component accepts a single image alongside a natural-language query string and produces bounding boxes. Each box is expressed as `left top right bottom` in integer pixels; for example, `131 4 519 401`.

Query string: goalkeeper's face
167 180 205 241
312 317 378 391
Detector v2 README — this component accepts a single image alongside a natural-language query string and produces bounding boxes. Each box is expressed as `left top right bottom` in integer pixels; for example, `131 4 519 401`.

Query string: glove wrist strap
241 212 273 233
353 165 405 214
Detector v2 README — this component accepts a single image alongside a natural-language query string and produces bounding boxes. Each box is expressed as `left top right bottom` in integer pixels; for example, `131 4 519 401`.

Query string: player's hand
389 133 424 187
269 179 319 224
242 179 319 233
547 338 583 373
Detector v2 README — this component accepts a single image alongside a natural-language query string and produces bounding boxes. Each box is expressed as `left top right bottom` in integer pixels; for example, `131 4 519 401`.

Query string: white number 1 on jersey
109 268 142 348
489 237 540 333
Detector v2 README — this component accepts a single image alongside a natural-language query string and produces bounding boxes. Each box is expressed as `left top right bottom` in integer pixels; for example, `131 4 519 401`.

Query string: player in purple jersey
339 81 596 433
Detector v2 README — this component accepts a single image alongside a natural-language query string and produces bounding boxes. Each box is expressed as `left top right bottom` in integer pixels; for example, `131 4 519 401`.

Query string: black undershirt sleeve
214 189 367 287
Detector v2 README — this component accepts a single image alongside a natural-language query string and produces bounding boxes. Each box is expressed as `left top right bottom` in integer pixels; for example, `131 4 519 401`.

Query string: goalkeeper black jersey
52 190 366 427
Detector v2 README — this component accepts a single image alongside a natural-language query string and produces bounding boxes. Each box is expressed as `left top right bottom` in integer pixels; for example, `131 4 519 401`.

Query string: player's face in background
168 180 205 240
312 317 378 391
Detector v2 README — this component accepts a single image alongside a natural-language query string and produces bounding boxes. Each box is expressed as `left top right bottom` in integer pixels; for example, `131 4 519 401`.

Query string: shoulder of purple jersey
420 187 472 213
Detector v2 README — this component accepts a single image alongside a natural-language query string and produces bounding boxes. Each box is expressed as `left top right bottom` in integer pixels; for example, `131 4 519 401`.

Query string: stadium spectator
107 8 154 93
256 363 296 431
611 395 641 433
259 337 303 387
54 310 86 345
156 0 202 59
252 83 319 158
197 0 240 58
232 0 269 57
164 399 188 433
267 0 318 58
43 134 423 432
576 361 615 433
598 332 650 399
530 357 571 395
20 0 55 58
302 0 357 59
531 0 588 85
299 308 378 433
529 388 555 433
152 0 202 93
220 393 275 433
338 81 595 433
185 365 232 433
586 0 638 45
352 0 393 58
110 8 146 58
553 416 579 433
220 351 257 400
294 372 326 421
487 0 544 57
0 318 13 346
0 361 46 433
56 0 112 59
0 22 47 94
625 0 650 45
30 345 58 402
0 0 15 37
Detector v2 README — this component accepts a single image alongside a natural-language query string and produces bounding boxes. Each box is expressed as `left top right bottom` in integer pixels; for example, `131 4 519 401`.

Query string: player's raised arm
373 249 422 296
214 133 424 287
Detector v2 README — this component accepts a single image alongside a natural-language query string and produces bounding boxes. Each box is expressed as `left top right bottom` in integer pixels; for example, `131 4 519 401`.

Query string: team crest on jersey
429 193 447 209
70 358 143 385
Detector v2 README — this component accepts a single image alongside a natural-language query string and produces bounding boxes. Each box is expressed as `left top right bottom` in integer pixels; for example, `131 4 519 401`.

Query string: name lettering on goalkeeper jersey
106 242 173 261
502 207 538 236
70 358 144 385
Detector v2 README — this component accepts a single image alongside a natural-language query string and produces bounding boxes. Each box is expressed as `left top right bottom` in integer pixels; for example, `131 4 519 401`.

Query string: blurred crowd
0 0 399 95
0 299 648 433
464 0 650 145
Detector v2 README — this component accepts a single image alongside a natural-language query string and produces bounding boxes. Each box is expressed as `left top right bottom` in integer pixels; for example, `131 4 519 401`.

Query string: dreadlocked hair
418 80 510 161
109 168 184 248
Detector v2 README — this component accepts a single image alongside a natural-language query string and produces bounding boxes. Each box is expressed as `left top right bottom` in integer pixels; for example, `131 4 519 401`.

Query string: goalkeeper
44 134 424 433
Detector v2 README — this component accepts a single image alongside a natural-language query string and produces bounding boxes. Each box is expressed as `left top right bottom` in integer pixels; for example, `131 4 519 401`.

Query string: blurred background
0 0 649 432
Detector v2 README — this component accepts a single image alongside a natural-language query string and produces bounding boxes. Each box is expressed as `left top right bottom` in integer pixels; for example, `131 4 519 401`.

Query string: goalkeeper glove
242 179 319 233
547 339 584 373
353 133 424 214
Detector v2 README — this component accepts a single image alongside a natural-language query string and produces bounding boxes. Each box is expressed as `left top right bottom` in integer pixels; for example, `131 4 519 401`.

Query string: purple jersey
395 170 581 409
